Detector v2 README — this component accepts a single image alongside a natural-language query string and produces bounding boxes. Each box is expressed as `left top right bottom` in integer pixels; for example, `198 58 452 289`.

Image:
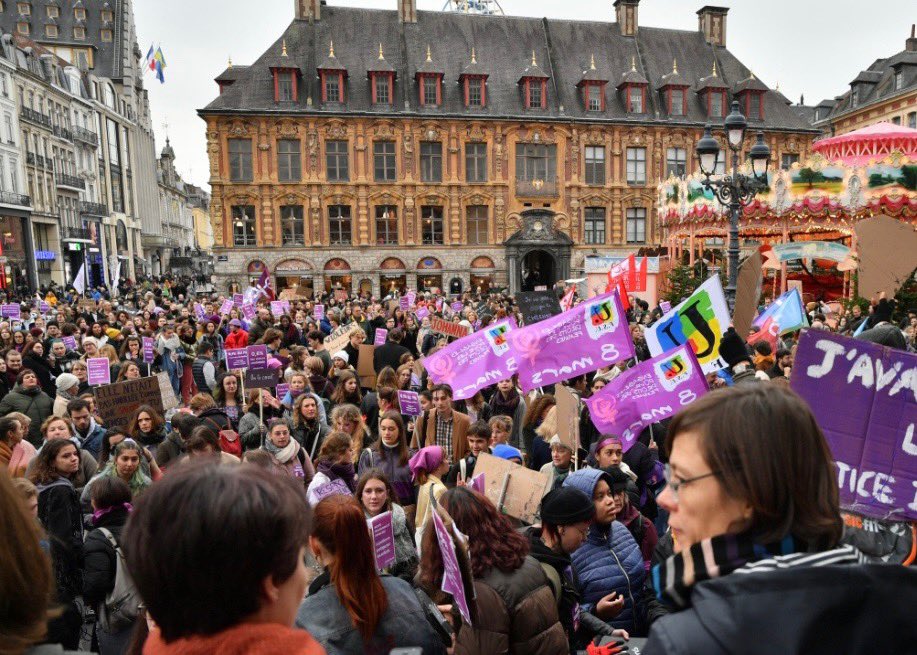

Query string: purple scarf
92 502 133 524
317 460 356 492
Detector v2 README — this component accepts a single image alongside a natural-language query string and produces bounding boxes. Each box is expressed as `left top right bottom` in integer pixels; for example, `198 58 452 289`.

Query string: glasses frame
664 463 720 500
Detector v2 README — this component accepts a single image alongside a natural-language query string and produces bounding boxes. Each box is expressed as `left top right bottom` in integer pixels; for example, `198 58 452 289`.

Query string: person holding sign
356 469 419 582
261 418 314 487
410 445 450 549
645 384 916 654
295 495 445 655
306 432 356 506
417 487 567 655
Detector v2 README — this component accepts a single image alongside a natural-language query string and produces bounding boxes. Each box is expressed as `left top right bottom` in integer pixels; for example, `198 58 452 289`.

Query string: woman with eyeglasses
643 384 917 654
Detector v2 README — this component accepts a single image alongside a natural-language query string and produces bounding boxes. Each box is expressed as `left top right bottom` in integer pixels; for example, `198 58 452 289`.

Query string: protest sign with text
87 358 111 386
432 509 473 626
430 316 471 340
515 290 562 325
324 322 361 356
94 376 164 429
225 348 249 370
367 511 396 571
791 331 917 521
508 291 634 393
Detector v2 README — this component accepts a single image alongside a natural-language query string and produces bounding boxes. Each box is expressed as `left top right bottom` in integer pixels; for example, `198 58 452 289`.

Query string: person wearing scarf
261 419 314 487
643 385 915 654
156 324 185 396
306 431 356 506
80 439 153 509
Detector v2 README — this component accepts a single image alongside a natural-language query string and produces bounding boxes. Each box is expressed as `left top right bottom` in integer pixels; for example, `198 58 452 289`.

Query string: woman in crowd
458 390 493 425
81 438 154 509
118 335 144 365
359 410 415 515
521 394 555 464
529 403 558 471
29 438 85 648
122 463 324 654
239 388 284 451
70 359 90 395
488 415 513 448
213 371 244 425
22 341 57 397
418 487 567 654
355 469 419 581
329 370 362 407
0 369 54 447
330 403 371 468
184 426 242 466
127 404 167 455
156 411 199 469
489 377 526 447
198 319 225 365
82 476 134 654
261 418 314 486
395 363 418 392
541 436 574 490
0 413 34 477
98 344 122 382
114 360 142 383
410 445 449 547
290 393 330 461
296 494 444 654
605 466 658 571
306 431 356 506
37 416 98 494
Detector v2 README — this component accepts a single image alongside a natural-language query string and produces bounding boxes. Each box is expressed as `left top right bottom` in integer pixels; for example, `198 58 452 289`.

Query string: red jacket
224 329 249 350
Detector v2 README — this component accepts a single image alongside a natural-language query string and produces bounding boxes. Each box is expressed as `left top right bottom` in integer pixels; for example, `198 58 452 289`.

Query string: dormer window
617 56 648 114
46 5 58 18
586 86 602 111
733 73 767 120
277 71 295 101
467 78 483 106
657 59 689 118
101 9 112 21
421 76 437 105
325 75 340 102
416 46 444 107
73 26 85 40
101 28 112 41
528 82 543 108
851 86 858 107
45 23 57 38
270 40 299 103
709 90 724 117
518 51 549 110
460 48 488 109
317 41 347 104
368 44 396 106
670 88 685 116
895 69 903 91
74 7 85 19
628 86 644 112
747 92 762 118
17 2 29 15
578 55 608 112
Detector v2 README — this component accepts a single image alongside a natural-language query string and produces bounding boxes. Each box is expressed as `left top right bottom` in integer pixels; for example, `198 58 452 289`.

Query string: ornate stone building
200 0 817 296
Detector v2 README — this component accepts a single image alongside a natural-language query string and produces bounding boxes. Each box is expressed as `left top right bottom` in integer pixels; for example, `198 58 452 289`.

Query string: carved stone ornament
325 122 348 139
423 125 441 141
584 129 604 145
467 124 486 142
374 122 395 138
258 142 270 151
285 194 297 204
228 120 251 137
277 120 299 138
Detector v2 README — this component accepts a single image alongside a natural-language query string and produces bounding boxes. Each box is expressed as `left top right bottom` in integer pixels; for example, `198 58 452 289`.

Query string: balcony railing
35 155 46 168
26 151 35 166
53 125 73 141
20 107 52 129
79 201 108 216
72 126 98 146
56 173 86 190
64 226 91 241
515 176 559 197
0 191 31 207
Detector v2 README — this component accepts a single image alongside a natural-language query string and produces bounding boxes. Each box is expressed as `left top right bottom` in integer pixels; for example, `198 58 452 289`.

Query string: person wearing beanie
717 327 760 386
52 373 81 418
492 443 524 464
527 487 625 650
604 467 659 571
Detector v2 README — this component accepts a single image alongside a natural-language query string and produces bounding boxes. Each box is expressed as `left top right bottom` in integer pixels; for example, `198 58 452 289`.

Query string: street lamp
695 100 770 310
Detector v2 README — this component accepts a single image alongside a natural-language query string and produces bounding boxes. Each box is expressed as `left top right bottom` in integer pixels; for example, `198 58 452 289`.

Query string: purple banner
241 303 256 321
508 291 634 393
142 337 155 364
314 304 325 320
87 357 111 386
416 306 430 320
194 303 206 320
368 511 396 571
407 291 417 307
280 299 291 313
225 348 249 370
791 331 917 521
397 390 422 417
270 301 285 317
247 345 268 370
312 478 352 503
219 299 233 316
233 293 244 306
1 304 20 319
275 383 290 400
585 344 708 451
432 509 472 625
399 296 410 311
451 301 464 313
374 328 388 346
62 336 78 351
38 301 50 314
423 318 517 401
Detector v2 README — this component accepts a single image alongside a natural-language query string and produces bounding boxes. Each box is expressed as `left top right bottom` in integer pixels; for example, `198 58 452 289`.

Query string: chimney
614 0 639 37
697 6 728 47
399 0 416 23
295 0 320 21
907 24 917 52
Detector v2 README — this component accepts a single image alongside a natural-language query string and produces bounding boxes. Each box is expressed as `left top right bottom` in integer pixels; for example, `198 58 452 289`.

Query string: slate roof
0 0 126 79
200 5 815 132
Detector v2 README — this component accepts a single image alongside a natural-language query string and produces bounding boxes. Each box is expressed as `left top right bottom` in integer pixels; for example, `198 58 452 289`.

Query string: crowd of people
0 277 915 655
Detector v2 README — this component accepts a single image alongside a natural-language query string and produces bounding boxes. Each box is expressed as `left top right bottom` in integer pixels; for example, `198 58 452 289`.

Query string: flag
72 262 86 295
605 254 648 295
748 288 808 349
559 286 575 312
144 44 154 70
153 46 167 83
256 268 274 301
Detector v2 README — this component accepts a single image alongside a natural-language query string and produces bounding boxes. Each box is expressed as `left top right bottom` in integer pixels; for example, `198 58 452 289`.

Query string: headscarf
409 445 444 482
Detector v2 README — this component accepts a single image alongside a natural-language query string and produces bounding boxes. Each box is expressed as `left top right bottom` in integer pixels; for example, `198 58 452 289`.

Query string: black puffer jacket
82 506 129 607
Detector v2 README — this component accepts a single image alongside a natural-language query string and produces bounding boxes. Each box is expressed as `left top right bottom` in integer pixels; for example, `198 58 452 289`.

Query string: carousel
659 122 917 300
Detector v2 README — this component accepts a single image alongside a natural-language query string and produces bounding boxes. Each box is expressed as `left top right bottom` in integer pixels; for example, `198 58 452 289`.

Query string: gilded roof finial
227 55 232 69
750 71 756 80
531 50 537 66
426 45 432 62
471 47 477 64
329 40 335 58
590 53 596 70
711 60 717 77
672 58 678 74
281 39 288 57
776 81 781 92
631 56 636 71
378 43 385 60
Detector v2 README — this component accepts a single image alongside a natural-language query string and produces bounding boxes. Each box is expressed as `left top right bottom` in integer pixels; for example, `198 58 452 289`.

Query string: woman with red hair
295 494 445 654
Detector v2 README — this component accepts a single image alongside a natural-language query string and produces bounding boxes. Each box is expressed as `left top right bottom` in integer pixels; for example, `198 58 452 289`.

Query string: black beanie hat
604 466 632 494
540 487 595 526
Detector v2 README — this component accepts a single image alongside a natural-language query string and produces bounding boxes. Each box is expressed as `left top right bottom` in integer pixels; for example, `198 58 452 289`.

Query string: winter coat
564 468 646 633
296 571 445 655
290 419 330 461
365 504 418 582
0 383 55 447
154 430 187 469
37 478 84 604
359 445 416 507
72 420 106 461
223 330 249 350
452 555 567 655
82 506 129 607
23 353 57 397
197 332 225 366
643 550 917 655
373 342 410 374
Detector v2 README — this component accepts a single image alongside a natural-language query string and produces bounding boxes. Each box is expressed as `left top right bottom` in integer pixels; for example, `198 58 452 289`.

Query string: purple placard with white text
312 479 352 503
432 510 472 625
194 303 206 320
397 390 422 416
399 296 410 311
407 291 417 307
225 348 250 370
233 293 244 306
270 301 284 317
1 304 20 319
247 345 268 370
62 336 78 351
219 299 233 316
374 328 388 346
275 383 290 400
241 303 256 321
368 511 396 571
87 357 111 386
38 301 51 314
314 304 325 320
451 301 464 313
416 306 430 320
142 337 155 364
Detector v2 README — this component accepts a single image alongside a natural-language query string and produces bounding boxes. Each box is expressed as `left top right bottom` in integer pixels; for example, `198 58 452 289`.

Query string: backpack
540 561 563 605
97 528 142 632
203 415 241 457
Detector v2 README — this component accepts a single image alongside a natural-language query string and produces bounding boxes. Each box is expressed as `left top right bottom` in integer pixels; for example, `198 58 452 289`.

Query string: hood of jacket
12 383 42 396
525 526 571 573
562 467 609 499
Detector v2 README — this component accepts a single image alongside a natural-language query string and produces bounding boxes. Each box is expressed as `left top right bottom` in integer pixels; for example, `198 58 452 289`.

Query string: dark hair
16 368 36 385
127 405 164 438
99 428 128 467
311 495 387 639
377 386 397 407
330 370 362 406
170 412 201 439
373 410 409 466
467 420 492 442
522 394 556 430
666 384 842 550
316 431 352 462
0 415 20 444
91 476 132 510
388 328 404 343
260 328 282 346
122 463 312 641
66 398 92 416
430 383 453 399
355 468 396 514
420 486 528 584
186 426 221 454
307 329 324 343
197 341 214 355
28 439 79 485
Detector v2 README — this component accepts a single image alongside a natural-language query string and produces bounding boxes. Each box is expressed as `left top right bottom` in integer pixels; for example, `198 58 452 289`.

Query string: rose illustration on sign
425 352 456 383
508 329 541 366
590 395 619 426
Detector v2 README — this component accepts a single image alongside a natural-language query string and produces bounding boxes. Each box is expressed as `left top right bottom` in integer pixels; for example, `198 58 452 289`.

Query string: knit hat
540 487 595 526
229 319 242 327
492 444 523 461
603 466 632 494
332 350 349 364
55 373 80 392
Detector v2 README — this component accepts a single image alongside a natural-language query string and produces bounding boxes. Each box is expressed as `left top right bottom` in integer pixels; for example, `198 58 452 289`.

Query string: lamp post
695 100 771 311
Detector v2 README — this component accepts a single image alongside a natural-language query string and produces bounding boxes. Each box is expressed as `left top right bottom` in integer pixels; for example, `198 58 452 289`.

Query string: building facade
201 0 817 295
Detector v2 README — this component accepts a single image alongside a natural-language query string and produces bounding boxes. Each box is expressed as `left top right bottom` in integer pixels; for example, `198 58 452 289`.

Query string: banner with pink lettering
585 344 708 451
507 291 634 392
422 318 517 401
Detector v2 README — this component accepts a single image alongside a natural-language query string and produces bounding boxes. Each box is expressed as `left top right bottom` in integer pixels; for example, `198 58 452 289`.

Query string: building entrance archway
521 250 556 291
504 209 573 294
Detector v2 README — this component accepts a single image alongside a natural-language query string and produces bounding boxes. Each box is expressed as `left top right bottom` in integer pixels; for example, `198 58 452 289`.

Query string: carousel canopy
813 122 917 165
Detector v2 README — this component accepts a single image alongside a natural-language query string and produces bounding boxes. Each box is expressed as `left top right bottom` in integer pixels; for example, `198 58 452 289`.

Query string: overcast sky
133 0 915 190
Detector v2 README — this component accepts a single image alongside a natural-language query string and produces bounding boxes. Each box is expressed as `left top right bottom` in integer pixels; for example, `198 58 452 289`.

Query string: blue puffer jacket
563 468 646 633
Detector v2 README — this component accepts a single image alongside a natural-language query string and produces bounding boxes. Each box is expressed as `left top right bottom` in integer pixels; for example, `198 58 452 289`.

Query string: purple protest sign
225 348 250 370
311 479 352 504
219 299 233 316
585 344 708 451
247 345 268 370
374 328 388 346
87 357 111 386
241 303 256 321
432 510 472 625
660 300 672 314
314 304 325 321
1 304 20 319
62 336 78 351
451 301 464 313
397 390 422 416
275 383 290 400
416 306 430 320
194 303 206 321
142 337 156 364
280 299 291 313
399 296 410 311
791 331 917 521
470 473 485 494
508 291 634 393
435 299 443 311
270 301 284 317
423 318 518 401
233 293 244 306
38 301 50 314
368 511 396 571
407 291 417 307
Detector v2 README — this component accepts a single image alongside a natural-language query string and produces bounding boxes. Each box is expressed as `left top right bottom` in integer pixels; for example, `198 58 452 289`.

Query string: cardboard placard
94 376 165 429
554 385 580 452
430 316 471 340
733 250 763 337
156 372 180 411
357 343 377 390
516 291 562 325
245 368 278 390
324 322 361 356
854 215 917 299
471 452 552 524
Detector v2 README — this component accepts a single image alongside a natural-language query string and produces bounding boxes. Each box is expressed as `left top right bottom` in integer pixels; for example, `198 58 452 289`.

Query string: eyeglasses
664 463 720 500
